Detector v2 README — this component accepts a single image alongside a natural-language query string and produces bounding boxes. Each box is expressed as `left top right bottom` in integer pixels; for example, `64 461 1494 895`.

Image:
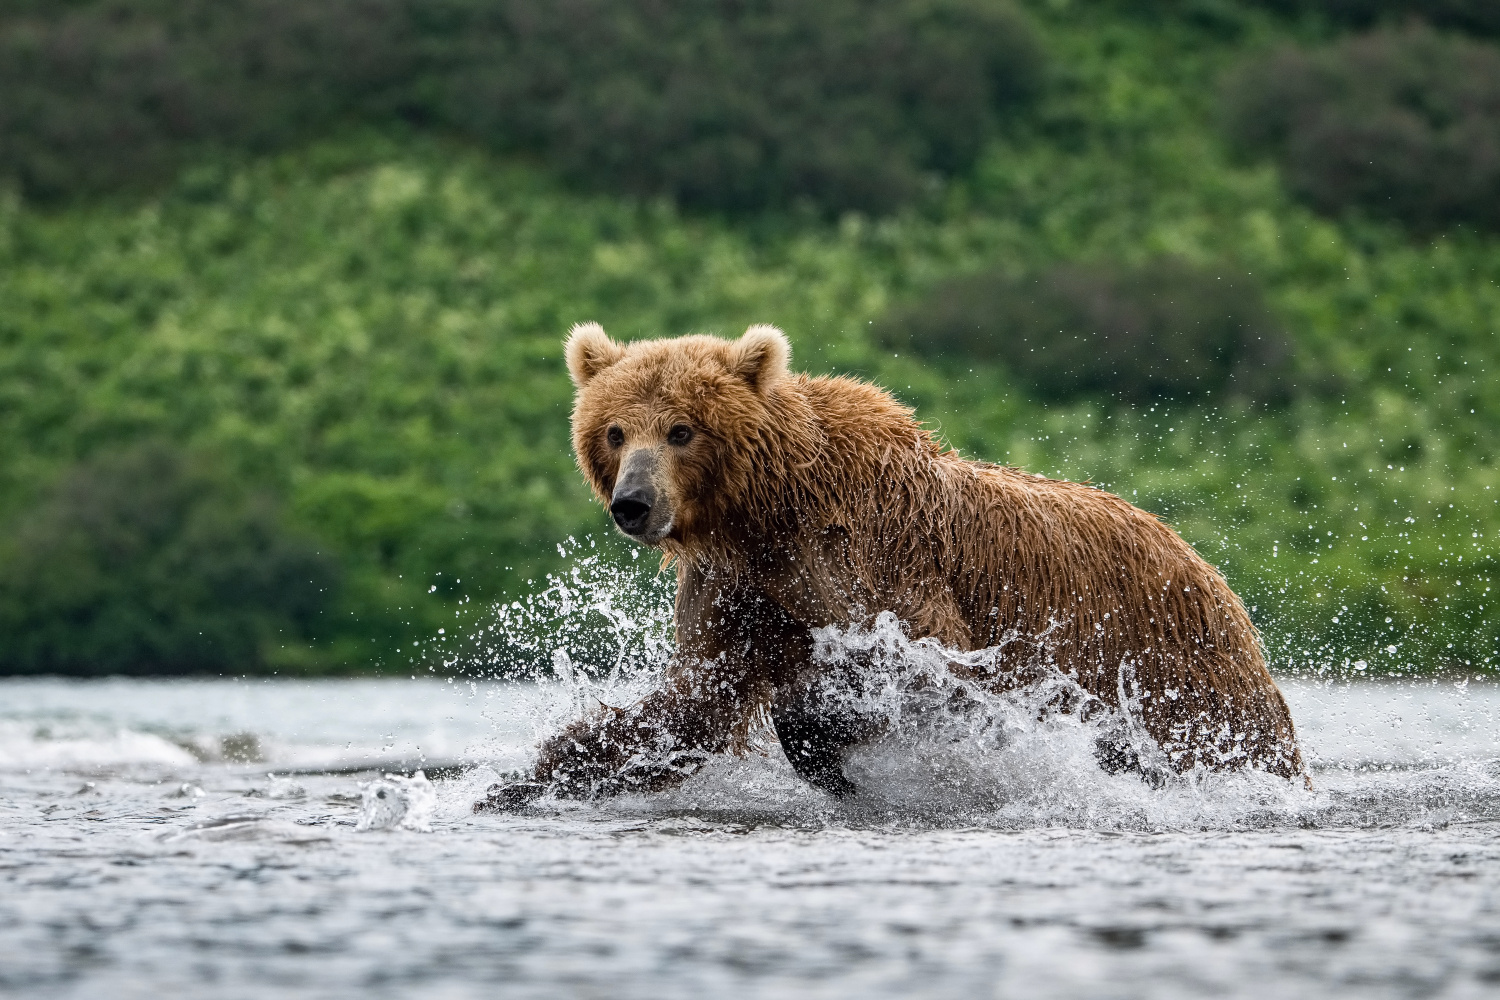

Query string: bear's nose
610 489 653 535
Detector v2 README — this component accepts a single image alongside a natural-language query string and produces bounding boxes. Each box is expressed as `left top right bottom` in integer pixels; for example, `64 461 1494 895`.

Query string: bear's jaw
646 516 675 544
615 514 674 546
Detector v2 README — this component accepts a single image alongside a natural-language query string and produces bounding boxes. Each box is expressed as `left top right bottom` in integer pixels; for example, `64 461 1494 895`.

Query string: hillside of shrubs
1223 25 1500 232
2 0 1499 676
873 257 1300 404
1248 0 1500 36
0 0 1042 213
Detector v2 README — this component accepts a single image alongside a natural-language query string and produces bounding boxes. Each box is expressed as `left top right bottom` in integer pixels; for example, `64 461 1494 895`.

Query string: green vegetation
0 0 1042 213
1247 0 1500 37
1223 25 1500 231
873 257 1295 403
0 443 338 674
1 0 1498 676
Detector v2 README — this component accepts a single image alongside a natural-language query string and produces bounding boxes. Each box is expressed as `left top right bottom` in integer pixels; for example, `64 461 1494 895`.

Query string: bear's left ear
565 322 627 388
728 324 790 393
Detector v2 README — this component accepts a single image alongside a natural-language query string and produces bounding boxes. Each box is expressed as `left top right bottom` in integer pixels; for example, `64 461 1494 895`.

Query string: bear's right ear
728 324 790 393
565 322 626 388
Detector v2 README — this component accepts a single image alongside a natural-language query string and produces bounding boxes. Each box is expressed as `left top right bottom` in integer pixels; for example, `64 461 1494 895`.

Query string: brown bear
475 324 1304 810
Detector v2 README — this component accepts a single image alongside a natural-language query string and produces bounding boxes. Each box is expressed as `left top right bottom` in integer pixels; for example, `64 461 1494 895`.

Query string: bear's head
565 322 797 550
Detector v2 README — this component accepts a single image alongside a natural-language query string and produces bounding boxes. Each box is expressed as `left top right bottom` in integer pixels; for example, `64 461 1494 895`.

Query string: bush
1247 1 1500 38
874 258 1294 404
0 444 340 675
436 0 1044 214
0 0 1044 213
0 0 414 200
1222 26 1500 232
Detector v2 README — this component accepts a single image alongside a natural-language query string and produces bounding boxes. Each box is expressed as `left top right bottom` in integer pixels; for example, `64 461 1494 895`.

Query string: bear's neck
686 375 948 571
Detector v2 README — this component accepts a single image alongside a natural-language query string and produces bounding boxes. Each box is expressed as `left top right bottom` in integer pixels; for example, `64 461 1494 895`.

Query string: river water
1 672 1498 999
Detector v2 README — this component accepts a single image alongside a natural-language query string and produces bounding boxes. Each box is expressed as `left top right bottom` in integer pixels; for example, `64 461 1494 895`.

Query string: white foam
464 593 1500 831
0 720 198 770
356 770 437 832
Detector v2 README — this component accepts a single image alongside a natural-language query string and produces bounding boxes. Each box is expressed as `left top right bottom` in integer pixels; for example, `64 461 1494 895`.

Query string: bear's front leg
474 564 765 813
753 547 902 799
473 677 742 811
770 659 891 798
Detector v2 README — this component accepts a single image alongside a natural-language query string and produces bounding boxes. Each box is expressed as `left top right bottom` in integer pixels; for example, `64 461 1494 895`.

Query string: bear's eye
606 425 624 448
667 424 694 446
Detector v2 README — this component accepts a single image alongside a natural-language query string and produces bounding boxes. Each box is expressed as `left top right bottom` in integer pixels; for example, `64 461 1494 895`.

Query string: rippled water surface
2 674 1499 999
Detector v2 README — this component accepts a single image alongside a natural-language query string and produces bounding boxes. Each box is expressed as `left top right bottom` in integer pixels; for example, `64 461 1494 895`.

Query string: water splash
463 538 674 685
356 770 437 832
705 612 1310 829
451 544 1500 832
457 537 675 748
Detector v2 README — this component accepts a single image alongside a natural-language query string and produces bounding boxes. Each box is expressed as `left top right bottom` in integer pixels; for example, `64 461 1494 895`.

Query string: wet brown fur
481 325 1304 807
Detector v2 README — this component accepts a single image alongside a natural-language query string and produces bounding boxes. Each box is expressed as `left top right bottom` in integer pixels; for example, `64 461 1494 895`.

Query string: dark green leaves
0 0 1044 214
875 258 1296 404
1222 26 1500 232
0 443 339 675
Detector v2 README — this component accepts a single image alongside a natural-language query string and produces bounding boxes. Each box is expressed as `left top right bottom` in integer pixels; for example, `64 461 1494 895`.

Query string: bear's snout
610 449 665 539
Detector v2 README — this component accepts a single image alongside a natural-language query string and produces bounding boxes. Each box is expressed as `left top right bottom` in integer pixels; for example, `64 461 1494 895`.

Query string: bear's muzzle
610 448 669 540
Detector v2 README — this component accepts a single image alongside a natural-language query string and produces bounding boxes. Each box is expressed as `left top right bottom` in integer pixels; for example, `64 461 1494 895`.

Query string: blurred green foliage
434 0 1045 214
1246 0 1500 37
0 0 414 200
0 443 338 674
0 0 1498 675
873 257 1296 403
1223 25 1500 232
0 0 1042 214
